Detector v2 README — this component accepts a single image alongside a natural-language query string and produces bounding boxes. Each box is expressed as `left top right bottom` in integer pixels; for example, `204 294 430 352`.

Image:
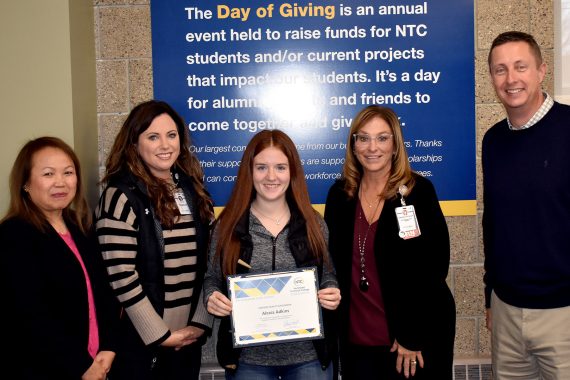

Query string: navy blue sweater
482 101 570 309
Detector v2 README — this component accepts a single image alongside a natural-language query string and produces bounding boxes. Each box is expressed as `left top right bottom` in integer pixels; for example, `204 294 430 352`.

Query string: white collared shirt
507 92 554 130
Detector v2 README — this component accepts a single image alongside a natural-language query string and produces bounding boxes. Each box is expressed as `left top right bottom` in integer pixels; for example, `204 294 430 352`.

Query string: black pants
341 344 399 380
109 343 202 380
341 342 453 380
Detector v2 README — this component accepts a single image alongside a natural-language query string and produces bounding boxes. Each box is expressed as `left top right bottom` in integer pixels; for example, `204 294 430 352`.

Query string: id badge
395 205 421 239
173 190 191 215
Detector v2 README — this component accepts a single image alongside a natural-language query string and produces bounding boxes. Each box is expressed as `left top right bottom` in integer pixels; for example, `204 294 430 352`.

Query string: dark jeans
226 359 332 380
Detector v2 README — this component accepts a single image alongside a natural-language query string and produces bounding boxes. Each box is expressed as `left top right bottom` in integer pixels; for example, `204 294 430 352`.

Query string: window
554 0 570 104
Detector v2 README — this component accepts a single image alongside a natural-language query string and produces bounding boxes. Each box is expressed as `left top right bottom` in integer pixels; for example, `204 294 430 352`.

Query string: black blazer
324 174 455 376
0 216 119 379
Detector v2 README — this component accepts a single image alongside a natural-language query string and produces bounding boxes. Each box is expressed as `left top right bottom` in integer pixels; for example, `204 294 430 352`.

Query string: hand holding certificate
227 267 324 347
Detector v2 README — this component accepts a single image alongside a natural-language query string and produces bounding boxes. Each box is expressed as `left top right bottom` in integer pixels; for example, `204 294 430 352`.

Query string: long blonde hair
342 105 415 199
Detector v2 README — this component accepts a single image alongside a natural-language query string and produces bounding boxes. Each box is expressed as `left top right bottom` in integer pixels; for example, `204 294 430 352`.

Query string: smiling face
489 40 546 125
252 146 290 204
137 113 180 179
26 147 77 219
353 116 395 177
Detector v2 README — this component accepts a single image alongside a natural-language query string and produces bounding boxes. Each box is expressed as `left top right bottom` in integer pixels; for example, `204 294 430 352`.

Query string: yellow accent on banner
216 200 477 219
313 200 476 217
439 200 477 216
313 204 326 216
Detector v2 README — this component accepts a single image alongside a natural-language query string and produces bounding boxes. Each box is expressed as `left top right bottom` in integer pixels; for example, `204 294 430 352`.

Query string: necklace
359 186 381 223
360 185 380 209
252 205 289 225
357 199 381 292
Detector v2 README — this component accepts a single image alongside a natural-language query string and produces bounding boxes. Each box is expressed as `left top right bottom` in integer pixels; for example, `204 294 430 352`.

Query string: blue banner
151 1 475 213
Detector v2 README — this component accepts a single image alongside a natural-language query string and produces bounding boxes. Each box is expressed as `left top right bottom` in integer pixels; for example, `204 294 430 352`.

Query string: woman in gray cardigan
204 130 341 380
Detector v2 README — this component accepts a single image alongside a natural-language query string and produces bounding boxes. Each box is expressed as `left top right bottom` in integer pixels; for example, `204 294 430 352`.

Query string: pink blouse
59 232 99 358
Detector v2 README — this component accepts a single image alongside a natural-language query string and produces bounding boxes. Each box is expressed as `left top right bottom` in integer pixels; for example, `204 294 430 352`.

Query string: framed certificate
227 267 324 347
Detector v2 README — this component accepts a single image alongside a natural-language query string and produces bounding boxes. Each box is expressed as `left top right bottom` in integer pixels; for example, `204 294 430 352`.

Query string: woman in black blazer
0 137 118 379
324 106 455 380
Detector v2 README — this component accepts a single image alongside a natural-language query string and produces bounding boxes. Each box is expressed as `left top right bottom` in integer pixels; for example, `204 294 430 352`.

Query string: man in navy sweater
482 31 570 379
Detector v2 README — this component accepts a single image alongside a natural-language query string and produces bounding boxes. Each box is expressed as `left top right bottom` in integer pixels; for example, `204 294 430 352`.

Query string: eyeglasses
353 133 393 146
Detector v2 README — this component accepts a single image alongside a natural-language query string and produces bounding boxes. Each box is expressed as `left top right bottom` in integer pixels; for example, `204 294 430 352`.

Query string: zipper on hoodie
271 236 276 271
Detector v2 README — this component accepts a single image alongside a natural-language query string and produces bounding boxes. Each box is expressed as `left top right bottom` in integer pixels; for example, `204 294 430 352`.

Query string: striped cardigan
95 172 212 347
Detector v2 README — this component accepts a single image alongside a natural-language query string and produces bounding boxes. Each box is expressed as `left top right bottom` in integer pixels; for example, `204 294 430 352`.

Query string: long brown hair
215 130 327 276
102 100 213 226
2 136 91 234
342 105 415 199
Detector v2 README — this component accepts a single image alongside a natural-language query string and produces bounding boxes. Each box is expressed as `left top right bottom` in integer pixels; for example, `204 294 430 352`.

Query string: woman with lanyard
324 105 456 379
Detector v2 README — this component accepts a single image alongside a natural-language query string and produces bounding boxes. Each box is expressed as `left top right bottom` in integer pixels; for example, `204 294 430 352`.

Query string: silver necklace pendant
359 277 369 292
252 205 287 225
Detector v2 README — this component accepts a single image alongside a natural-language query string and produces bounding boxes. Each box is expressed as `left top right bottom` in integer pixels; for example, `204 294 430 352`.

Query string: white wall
555 0 570 104
0 0 97 216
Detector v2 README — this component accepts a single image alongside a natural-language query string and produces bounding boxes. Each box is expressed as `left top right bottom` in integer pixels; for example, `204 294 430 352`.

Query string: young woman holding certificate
204 129 341 380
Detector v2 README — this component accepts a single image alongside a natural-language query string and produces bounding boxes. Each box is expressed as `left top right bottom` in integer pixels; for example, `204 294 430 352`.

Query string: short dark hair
488 31 543 68
3 136 91 234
